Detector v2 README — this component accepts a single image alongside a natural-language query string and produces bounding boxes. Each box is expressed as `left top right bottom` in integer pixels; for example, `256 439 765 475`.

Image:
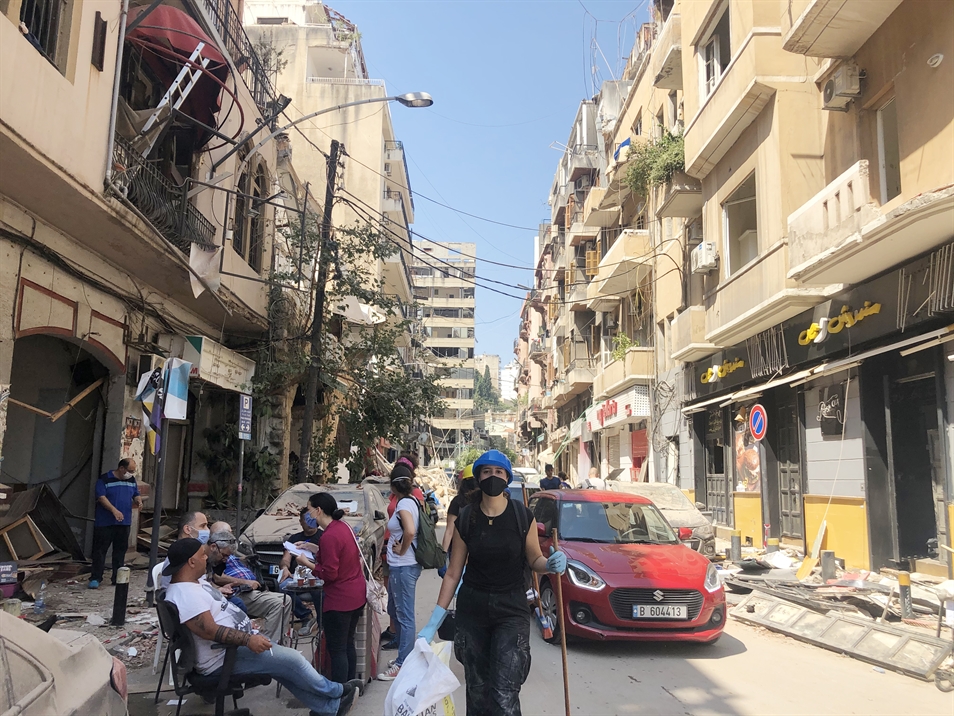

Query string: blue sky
332 0 650 363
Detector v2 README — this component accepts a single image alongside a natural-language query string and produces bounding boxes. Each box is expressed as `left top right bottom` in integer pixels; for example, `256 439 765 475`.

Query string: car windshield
559 501 677 544
264 488 364 517
617 484 695 511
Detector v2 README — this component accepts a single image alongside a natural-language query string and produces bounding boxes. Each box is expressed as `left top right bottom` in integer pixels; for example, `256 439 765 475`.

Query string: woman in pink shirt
304 492 367 683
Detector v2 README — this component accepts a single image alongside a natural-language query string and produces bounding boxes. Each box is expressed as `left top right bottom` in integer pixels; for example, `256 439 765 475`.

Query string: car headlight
704 563 722 593
692 524 714 540
566 560 606 592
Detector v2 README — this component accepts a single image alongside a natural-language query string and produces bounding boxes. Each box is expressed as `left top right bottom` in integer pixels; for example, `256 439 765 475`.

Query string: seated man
206 524 292 644
163 539 362 716
278 507 323 631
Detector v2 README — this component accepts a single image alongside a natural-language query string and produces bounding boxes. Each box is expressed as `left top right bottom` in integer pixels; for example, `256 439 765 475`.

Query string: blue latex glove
417 605 448 643
437 564 447 578
546 546 567 574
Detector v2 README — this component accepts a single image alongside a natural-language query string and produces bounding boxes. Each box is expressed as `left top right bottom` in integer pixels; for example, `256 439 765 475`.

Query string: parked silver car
607 481 716 556
239 482 389 586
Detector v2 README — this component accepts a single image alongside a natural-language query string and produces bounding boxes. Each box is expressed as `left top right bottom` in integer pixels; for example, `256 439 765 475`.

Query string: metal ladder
138 42 211 157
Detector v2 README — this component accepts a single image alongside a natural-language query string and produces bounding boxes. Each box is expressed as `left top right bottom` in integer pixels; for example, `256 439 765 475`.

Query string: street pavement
128 535 953 716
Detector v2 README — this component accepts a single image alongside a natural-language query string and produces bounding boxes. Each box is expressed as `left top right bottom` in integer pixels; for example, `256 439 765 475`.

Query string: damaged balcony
586 229 653 311
781 0 904 58
787 161 954 286
651 12 682 89
655 171 703 218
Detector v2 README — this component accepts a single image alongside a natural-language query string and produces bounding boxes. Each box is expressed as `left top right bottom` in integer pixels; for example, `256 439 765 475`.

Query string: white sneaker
377 662 401 681
297 617 317 636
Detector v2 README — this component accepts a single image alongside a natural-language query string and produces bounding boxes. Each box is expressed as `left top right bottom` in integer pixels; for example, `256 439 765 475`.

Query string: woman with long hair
417 450 567 715
298 492 367 683
377 464 421 681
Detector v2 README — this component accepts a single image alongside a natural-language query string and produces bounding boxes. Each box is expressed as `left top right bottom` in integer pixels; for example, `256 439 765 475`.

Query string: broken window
723 174 758 276
700 9 731 98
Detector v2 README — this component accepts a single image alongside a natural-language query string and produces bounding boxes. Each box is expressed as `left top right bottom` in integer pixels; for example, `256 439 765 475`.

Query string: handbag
351 529 388 614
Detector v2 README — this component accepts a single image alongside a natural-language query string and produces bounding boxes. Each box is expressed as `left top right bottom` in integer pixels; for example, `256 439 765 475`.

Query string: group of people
93 449 573 715
540 463 607 491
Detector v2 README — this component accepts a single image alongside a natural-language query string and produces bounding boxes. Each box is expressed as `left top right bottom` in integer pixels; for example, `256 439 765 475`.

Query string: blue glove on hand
546 547 567 574
417 605 448 643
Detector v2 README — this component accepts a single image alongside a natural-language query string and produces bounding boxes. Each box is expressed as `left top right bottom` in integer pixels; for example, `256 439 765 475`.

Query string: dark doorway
775 388 804 539
889 371 939 559
703 408 730 525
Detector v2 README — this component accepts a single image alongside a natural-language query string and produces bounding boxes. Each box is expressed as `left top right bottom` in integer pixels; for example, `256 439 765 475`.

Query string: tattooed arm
185 611 271 653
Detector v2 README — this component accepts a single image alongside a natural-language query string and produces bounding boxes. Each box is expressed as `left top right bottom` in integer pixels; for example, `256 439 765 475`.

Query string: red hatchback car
529 490 725 643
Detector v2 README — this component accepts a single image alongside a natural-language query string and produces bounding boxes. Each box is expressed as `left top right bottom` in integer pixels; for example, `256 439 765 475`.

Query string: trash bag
384 638 460 716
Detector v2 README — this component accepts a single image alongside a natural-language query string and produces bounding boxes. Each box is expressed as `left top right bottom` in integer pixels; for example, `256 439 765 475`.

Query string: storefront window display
733 405 761 493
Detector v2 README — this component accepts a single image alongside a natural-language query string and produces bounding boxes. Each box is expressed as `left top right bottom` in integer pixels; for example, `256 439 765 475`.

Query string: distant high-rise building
412 241 476 463
499 360 519 402
475 354 501 394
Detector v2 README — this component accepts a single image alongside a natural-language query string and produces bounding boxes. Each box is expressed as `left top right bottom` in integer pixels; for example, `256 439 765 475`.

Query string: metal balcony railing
111 135 216 253
200 0 277 113
384 140 404 151
306 77 385 86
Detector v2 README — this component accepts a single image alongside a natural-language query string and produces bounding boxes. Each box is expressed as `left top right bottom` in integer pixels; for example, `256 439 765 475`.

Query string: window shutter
585 250 599 277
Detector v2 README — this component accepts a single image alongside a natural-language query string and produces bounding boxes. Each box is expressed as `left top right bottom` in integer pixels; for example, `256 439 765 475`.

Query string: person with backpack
416 450 567 715
377 464 423 681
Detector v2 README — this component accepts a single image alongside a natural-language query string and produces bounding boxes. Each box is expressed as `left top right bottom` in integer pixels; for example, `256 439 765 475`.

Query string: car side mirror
537 523 548 537
374 510 386 521
694 502 706 511
677 527 694 541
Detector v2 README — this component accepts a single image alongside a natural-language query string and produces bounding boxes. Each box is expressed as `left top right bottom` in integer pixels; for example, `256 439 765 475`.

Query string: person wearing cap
380 467 424 650
162 539 363 716
416 449 567 715
377 463 421 681
206 524 291 643
539 463 561 491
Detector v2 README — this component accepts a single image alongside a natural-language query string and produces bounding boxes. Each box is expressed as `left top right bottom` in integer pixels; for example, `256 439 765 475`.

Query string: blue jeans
387 563 422 666
224 644 341 714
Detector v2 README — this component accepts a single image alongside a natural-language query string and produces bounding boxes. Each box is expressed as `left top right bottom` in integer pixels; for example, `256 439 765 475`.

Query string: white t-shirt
387 497 420 568
583 476 607 490
164 581 252 674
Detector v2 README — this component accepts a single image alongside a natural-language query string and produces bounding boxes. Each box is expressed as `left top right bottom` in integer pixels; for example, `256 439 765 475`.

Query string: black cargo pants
453 584 532 716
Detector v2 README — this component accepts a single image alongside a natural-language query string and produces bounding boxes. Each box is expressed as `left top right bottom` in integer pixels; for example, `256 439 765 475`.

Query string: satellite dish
417 432 429 445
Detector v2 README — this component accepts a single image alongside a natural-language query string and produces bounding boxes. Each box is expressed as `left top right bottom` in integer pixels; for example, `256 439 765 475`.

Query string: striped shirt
94 471 139 527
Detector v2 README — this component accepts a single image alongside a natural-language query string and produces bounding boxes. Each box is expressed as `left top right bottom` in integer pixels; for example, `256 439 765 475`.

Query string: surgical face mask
304 512 318 529
479 475 507 497
196 529 211 545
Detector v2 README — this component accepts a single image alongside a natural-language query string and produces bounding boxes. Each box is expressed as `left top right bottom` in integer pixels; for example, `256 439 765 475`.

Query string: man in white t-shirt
582 466 607 490
162 538 363 715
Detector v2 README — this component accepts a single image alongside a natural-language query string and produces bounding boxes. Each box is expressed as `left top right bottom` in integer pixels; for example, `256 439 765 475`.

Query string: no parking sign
749 404 767 441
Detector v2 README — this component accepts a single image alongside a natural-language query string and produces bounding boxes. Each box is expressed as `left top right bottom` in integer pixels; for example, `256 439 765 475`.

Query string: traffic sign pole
749 403 769 546
236 394 252 535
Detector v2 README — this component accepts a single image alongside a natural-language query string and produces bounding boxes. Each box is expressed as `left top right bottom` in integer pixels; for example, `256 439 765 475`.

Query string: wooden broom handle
552 528 571 716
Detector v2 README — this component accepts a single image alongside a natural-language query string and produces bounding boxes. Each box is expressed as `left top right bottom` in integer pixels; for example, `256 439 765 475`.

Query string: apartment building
412 241 476 463
516 0 953 575
475 354 501 394
0 0 306 549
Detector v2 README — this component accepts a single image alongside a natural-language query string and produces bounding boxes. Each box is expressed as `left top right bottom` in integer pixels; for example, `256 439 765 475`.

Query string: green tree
474 364 499 412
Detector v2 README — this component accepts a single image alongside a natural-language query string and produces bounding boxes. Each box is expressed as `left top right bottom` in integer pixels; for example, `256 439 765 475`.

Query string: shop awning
721 366 817 405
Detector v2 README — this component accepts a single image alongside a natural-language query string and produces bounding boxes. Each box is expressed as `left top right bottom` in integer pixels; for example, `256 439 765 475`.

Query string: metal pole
729 529 742 562
898 571 914 619
111 567 131 626
236 438 245 536
299 182 310 284
299 139 341 482
145 367 170 608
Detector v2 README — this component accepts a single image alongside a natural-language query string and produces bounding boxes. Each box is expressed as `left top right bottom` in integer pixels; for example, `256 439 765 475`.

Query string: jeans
387 563 422 666
453 585 532 716
221 644 342 715
279 577 321 621
90 524 130 583
323 606 362 682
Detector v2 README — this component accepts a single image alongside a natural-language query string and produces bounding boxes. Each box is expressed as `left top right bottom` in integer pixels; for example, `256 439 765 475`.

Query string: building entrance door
775 388 804 539
704 408 729 525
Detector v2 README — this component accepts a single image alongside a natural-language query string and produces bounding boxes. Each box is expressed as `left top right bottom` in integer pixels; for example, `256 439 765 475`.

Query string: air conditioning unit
822 64 861 111
576 175 592 191
691 241 718 274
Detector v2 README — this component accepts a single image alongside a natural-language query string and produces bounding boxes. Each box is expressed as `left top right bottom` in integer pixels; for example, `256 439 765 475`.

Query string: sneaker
88 580 99 589
381 627 395 640
387 658 397 668
377 662 401 681
298 617 317 636
381 638 398 650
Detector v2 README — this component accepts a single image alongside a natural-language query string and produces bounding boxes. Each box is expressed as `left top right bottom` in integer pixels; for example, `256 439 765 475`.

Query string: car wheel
538 579 562 645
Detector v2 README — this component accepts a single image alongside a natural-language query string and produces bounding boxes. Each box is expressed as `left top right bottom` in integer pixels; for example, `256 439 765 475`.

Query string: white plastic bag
384 638 460 716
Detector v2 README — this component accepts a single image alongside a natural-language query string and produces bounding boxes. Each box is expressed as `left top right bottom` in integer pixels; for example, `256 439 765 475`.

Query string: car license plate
633 604 687 619
268 565 280 576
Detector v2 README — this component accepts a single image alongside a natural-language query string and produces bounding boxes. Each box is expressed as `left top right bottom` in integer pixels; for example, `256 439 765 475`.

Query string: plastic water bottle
33 581 47 614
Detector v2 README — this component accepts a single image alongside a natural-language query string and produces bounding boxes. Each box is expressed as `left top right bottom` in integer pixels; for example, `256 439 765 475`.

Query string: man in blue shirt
90 459 141 589
539 464 562 491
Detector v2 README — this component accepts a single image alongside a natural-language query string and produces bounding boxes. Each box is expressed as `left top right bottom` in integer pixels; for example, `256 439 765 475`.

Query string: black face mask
479 475 507 497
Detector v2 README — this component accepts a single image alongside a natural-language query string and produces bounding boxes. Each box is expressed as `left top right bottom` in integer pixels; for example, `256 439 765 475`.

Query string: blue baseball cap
472 450 514 484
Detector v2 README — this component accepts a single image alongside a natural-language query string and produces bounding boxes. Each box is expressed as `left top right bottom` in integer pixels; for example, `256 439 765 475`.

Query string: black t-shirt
457 500 533 593
286 529 322 547
448 493 467 518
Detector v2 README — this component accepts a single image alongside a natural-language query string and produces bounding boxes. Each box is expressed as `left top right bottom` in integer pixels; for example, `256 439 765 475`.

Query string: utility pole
299 139 341 482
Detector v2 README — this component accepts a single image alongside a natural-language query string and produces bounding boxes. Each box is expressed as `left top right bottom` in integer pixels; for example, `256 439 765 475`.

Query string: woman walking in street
299 492 367 683
417 450 567 715
377 464 421 681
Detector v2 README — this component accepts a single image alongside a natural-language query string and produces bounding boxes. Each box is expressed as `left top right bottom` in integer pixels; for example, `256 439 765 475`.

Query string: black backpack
457 498 533 592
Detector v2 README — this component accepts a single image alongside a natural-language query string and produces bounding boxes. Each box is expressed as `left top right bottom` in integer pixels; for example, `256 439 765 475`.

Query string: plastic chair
155 594 271 716
149 562 167 677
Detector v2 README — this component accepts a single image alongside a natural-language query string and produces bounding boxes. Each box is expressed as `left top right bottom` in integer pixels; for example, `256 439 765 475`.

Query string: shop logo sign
597 399 618 426
700 358 745 384
798 302 881 346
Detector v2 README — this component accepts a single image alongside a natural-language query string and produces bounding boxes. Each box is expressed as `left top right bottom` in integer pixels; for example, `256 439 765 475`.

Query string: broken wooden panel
0 516 54 561
731 591 952 680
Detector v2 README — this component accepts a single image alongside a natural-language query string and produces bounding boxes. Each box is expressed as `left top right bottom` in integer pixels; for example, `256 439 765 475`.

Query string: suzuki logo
653 590 665 602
